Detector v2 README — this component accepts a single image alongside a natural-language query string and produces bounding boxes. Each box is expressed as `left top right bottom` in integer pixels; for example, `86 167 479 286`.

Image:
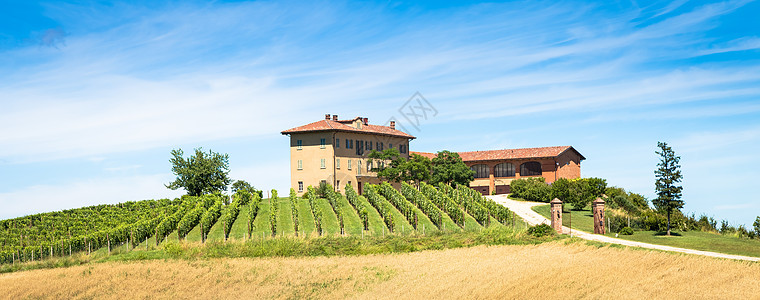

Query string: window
356 140 364 155
520 161 543 176
367 160 372 172
320 159 326 169
296 139 303 150
350 139 354 149
399 144 407 154
494 163 515 177
357 160 362 175
366 141 372 151
321 180 327 185
346 139 350 148
298 181 303 192
337 180 340 190
348 181 352 188
389 143 393 149
335 138 339 148
376 142 380 151
348 159 352 170
297 160 303 170
320 138 326 149
471 164 489 179
336 158 341 169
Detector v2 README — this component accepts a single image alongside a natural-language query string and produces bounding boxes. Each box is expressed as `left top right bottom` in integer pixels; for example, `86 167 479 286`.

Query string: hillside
1 241 758 299
0 183 525 266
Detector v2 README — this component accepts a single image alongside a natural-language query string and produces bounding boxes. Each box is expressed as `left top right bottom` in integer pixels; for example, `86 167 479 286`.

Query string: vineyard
0 184 519 264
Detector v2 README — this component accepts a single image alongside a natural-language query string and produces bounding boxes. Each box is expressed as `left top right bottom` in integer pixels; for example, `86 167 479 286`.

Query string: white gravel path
487 195 760 262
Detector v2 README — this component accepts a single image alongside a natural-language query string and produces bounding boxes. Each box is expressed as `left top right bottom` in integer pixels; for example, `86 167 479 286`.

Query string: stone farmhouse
281 114 584 196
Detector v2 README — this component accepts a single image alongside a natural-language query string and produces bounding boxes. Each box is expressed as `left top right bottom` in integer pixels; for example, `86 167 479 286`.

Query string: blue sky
1 0 759 227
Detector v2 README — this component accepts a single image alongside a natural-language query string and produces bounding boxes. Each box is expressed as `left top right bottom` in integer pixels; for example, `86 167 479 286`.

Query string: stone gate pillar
592 198 606 234
550 198 563 234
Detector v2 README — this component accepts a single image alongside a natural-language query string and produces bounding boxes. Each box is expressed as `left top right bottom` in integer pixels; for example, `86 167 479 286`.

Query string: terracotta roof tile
411 146 585 162
281 118 415 139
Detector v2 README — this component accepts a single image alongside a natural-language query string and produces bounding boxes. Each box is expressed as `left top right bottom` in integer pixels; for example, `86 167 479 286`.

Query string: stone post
550 198 563 234
592 198 606 234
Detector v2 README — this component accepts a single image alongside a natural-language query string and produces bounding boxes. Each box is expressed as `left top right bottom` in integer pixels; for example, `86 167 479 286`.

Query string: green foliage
619 227 634 235
290 189 299 236
510 177 551 202
527 223 555 237
452 187 490 226
456 184 514 225
754 217 760 236
378 182 418 229
177 201 205 240
165 148 231 196
368 150 432 185
420 182 464 228
246 192 262 238
345 184 369 230
401 182 443 229
307 186 323 235
200 199 222 242
322 185 345 234
653 141 684 235
269 197 277 237
0 198 181 264
363 185 395 232
220 191 249 240
270 189 278 201
430 151 474 187
156 200 194 245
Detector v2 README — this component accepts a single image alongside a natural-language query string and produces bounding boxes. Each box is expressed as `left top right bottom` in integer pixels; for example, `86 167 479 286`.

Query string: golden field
1 242 759 299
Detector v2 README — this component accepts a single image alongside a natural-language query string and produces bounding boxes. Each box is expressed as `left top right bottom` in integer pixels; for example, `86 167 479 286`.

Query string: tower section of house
412 146 584 195
281 114 415 196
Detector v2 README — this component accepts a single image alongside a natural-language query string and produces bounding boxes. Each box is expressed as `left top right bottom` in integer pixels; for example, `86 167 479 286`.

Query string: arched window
520 161 542 176
471 164 489 178
494 163 515 177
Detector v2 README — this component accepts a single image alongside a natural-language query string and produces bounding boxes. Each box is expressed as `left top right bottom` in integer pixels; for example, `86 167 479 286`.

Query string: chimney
332 115 338 121
363 117 368 125
325 114 331 120
390 121 395 130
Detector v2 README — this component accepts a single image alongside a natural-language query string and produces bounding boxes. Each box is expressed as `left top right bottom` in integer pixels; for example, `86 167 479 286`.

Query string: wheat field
1 241 759 299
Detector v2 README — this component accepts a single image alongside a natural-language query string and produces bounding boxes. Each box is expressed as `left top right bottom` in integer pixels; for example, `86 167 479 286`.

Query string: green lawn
296 197 316 236
533 204 595 233
533 204 760 258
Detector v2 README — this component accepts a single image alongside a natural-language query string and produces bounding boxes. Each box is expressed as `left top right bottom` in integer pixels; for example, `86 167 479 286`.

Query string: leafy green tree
368 148 404 182
549 178 573 207
402 153 432 186
430 151 474 187
652 141 684 236
166 148 231 196
754 216 760 237
231 180 252 193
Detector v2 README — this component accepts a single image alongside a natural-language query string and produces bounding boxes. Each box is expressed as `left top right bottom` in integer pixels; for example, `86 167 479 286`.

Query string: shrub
510 178 551 202
619 227 634 235
527 223 555 237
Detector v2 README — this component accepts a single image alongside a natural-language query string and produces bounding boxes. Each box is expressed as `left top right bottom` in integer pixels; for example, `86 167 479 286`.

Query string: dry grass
1 242 759 299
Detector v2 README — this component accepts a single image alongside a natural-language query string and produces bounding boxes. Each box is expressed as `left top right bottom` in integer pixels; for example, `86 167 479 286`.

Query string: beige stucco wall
287 130 411 196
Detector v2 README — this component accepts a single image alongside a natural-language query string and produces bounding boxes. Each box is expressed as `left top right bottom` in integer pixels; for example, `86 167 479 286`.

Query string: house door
358 182 363 195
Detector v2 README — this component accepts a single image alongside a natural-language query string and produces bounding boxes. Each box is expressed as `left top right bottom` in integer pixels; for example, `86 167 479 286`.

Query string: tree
166 148 231 196
652 141 684 236
430 151 474 187
231 180 263 198
403 153 432 186
754 216 760 237
231 180 252 193
368 148 405 182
